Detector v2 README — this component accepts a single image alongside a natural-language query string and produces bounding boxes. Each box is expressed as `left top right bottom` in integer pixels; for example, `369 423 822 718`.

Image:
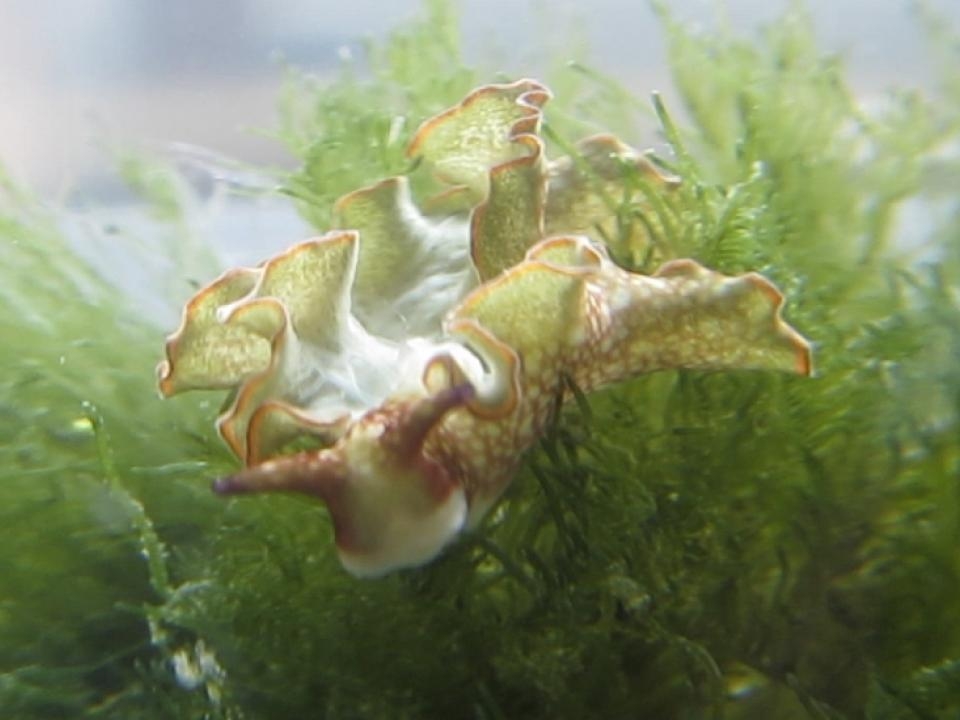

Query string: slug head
214 384 475 577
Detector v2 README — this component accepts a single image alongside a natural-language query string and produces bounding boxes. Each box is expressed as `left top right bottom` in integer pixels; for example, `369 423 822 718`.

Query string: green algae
1 2 959 718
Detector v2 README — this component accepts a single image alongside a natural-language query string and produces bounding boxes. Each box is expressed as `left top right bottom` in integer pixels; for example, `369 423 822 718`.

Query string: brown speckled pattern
421 242 811 529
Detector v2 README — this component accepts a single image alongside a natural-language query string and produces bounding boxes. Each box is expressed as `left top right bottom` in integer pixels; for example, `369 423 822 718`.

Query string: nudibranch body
159 80 812 577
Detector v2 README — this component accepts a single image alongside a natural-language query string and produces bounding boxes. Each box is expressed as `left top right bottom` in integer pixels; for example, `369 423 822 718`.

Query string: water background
3 0 959 201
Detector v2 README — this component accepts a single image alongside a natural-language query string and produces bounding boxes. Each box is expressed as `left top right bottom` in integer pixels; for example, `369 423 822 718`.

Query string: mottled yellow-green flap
216 298 292 461
407 79 550 197
570 258 812 393
210 234 362 460
251 233 358 349
470 135 546 281
334 178 423 310
451 261 585 363
158 267 269 396
647 259 810 375
160 232 363 460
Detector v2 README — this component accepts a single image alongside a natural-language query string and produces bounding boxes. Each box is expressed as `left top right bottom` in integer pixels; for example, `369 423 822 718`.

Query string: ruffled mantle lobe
158 80 812 577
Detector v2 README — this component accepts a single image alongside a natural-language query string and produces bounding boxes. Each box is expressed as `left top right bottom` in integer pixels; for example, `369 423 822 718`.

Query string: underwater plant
158 80 811 576
3 1 959 718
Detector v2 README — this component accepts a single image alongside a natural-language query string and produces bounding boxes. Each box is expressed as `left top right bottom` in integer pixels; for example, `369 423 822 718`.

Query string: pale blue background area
1 0 957 197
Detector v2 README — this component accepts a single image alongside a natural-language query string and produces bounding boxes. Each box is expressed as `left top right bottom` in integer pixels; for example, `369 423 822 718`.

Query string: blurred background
2 0 958 203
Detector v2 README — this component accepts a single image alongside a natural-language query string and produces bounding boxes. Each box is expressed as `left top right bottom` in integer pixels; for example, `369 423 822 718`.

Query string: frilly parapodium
158 79 812 577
